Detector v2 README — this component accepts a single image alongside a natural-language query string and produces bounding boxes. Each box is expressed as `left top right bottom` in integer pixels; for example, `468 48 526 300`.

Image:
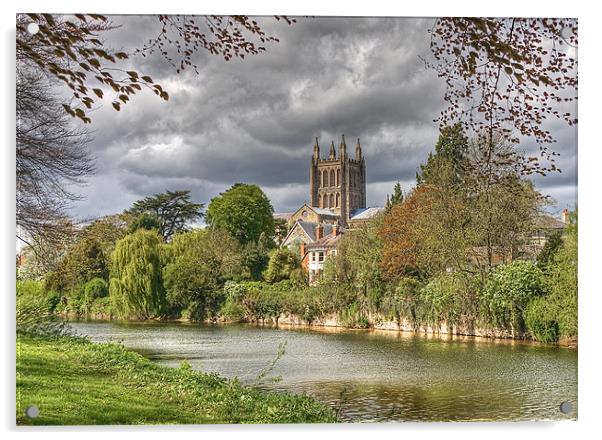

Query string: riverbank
65 310 578 347
16 334 336 425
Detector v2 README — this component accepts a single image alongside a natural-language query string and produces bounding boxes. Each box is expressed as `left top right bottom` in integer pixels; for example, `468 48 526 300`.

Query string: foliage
339 302 370 329
126 190 204 241
539 210 577 339
525 297 560 343
418 274 462 328
163 229 242 320
428 18 577 175
206 183 275 245
380 277 422 326
264 248 301 284
380 185 469 279
109 230 166 319
385 182 404 211
17 281 66 337
416 124 468 186
83 277 108 300
537 230 564 268
128 212 162 235
481 260 544 333
219 298 246 322
16 335 335 425
47 235 109 293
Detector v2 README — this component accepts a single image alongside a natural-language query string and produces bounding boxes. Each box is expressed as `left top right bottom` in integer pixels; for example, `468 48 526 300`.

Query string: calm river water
69 321 577 422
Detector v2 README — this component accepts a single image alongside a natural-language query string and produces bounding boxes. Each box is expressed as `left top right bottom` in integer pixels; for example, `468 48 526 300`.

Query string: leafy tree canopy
109 229 166 319
126 190 203 242
206 183 275 245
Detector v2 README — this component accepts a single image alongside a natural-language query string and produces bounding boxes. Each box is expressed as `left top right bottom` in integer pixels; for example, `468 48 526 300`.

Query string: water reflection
68 320 577 422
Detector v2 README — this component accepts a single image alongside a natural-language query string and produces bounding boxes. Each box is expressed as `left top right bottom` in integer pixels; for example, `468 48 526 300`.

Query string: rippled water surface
69 321 577 422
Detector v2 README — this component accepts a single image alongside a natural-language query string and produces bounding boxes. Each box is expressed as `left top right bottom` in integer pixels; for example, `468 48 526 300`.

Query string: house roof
306 230 343 250
349 207 384 221
533 214 566 230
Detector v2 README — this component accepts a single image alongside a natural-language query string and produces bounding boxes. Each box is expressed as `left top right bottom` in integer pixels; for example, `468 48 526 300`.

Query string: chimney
562 208 570 224
332 224 339 237
315 224 323 240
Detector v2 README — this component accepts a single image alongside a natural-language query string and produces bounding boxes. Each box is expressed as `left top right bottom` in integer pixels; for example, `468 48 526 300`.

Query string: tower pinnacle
329 141 336 159
355 137 362 160
340 134 347 158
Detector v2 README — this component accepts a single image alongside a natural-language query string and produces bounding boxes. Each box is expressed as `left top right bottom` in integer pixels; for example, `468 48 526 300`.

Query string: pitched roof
298 221 318 241
306 230 343 250
533 214 566 230
349 207 384 221
310 206 340 217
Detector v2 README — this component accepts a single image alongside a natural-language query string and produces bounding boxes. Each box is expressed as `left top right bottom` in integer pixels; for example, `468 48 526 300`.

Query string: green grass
16 335 336 425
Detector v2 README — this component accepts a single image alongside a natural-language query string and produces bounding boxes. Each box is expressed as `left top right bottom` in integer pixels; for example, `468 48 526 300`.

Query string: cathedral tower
309 135 366 225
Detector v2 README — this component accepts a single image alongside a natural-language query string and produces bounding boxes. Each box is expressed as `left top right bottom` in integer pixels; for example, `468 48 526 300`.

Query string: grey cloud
65 16 577 221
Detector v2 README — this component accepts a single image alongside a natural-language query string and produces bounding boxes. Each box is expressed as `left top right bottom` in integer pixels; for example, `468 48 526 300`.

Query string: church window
336 169 340 186
330 169 335 187
329 194 334 208
323 194 328 208
336 193 340 207
322 170 328 187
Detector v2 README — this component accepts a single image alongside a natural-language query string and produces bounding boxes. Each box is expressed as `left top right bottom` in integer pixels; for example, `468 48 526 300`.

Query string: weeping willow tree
109 229 166 319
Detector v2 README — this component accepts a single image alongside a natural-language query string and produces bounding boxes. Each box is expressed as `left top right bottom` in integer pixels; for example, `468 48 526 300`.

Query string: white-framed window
318 251 324 262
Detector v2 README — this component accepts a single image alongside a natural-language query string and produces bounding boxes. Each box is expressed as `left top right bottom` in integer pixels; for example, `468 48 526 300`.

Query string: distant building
279 136 383 283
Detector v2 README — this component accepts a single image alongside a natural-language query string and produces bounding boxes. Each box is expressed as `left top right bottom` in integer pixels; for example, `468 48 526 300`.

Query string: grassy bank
16 335 336 425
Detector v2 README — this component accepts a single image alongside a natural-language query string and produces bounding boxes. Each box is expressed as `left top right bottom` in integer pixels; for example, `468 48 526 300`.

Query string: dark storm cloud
71 15 577 219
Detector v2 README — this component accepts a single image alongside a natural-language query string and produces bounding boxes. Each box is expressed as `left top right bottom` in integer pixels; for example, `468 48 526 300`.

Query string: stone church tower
309 135 366 225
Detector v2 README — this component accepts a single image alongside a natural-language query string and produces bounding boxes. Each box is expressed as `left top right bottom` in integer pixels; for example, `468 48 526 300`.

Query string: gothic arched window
322 170 328 187
329 194 334 208
323 194 328 208
336 193 340 207
336 169 340 186
330 169 335 187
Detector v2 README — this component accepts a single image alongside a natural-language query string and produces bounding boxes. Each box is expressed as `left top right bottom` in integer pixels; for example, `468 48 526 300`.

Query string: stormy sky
71 16 578 220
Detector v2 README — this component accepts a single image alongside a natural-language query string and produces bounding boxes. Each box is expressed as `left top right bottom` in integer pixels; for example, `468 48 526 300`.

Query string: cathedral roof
349 207 384 221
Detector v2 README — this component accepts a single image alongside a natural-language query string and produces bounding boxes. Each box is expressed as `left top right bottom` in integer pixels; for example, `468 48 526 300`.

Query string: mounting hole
25 405 39 418
26 23 39 35
559 401 573 414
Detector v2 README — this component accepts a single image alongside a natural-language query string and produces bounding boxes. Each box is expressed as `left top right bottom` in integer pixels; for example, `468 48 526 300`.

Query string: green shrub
380 277 422 324
419 274 461 328
263 248 300 284
16 283 67 337
223 280 247 302
220 298 245 322
481 260 544 333
525 297 560 343
339 302 370 328
84 277 108 300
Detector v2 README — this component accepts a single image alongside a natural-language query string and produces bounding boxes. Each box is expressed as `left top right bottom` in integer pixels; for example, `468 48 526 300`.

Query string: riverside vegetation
17 128 578 345
16 294 335 425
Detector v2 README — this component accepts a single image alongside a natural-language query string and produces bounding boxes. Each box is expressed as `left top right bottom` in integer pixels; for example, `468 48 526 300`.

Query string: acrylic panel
16 14 578 425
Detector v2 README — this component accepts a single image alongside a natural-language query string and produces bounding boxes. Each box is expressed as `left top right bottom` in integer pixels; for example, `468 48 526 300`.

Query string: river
68 320 577 422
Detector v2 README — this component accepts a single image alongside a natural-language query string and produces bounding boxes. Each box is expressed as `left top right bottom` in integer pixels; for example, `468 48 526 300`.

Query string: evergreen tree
109 229 166 319
386 182 404 212
416 124 468 186
126 190 203 241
